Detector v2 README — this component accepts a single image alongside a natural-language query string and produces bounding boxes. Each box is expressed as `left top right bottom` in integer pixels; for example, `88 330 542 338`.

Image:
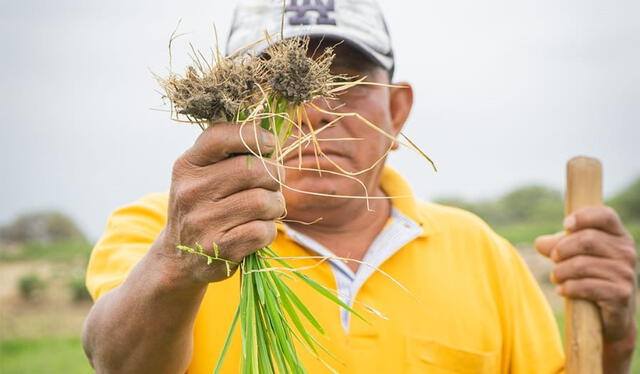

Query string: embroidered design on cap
286 0 337 26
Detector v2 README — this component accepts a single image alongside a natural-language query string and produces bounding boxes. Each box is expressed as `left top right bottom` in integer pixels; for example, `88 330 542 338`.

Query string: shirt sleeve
85 192 169 301
495 235 566 374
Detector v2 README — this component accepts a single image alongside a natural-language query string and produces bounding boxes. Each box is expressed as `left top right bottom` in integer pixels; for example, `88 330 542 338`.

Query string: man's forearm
83 246 208 374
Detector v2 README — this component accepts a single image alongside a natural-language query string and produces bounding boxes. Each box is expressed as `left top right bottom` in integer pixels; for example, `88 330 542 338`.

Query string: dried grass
262 37 336 105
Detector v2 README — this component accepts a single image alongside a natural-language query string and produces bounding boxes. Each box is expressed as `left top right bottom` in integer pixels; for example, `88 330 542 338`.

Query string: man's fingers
213 188 285 231
184 122 276 166
548 228 628 262
564 206 626 236
558 278 634 307
218 220 278 263
551 255 635 284
535 232 565 257
204 156 284 198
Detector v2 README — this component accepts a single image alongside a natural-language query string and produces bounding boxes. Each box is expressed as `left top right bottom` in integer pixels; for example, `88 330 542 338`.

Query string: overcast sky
1 0 639 240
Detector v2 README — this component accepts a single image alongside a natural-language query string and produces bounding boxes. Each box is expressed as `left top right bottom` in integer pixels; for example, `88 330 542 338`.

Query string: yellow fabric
86 167 565 373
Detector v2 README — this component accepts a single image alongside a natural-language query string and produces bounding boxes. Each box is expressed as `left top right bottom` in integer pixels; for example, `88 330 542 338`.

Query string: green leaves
176 242 237 276
211 246 362 374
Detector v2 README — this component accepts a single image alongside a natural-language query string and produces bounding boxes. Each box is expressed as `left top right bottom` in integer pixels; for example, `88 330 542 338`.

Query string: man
82 1 637 373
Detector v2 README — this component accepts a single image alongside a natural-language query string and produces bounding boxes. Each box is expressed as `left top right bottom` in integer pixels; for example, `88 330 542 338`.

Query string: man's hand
82 122 284 374
158 122 285 284
535 206 637 373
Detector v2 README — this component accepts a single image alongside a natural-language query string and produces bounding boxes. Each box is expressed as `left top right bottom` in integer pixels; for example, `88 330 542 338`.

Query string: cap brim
246 29 394 77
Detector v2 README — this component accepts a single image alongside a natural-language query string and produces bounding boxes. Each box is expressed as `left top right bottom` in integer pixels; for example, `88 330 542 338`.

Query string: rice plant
158 28 432 374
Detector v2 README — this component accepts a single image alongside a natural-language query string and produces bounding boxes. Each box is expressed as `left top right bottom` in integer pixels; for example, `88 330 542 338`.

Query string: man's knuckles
226 188 284 220
201 123 276 159
552 255 597 282
172 180 208 207
552 256 629 283
569 205 625 235
560 278 630 305
615 234 637 268
177 123 276 168
218 221 277 262
550 228 627 262
576 228 600 255
229 156 282 191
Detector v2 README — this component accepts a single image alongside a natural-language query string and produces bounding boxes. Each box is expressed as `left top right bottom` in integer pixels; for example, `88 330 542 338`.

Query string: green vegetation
436 177 640 246
0 210 94 373
635 313 640 373
609 178 640 248
18 273 46 301
609 178 640 223
0 240 91 262
68 274 92 302
0 210 92 262
0 211 86 244
0 337 92 374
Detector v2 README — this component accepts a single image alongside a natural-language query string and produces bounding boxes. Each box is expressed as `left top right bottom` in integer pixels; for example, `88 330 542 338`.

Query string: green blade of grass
241 270 257 374
253 261 267 306
263 249 367 322
293 271 366 323
264 316 289 374
270 273 319 355
262 283 304 373
274 275 325 333
255 305 274 374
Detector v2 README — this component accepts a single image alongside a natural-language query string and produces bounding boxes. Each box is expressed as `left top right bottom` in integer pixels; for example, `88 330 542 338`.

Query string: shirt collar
379 167 431 238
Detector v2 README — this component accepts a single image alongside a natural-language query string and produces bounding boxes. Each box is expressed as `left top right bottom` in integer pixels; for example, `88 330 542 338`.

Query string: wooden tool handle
565 156 603 374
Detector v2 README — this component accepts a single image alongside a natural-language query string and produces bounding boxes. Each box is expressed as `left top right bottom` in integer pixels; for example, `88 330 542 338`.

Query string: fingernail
550 250 559 262
563 215 576 231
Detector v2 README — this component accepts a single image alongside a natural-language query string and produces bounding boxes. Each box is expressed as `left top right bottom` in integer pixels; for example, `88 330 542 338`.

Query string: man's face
281 42 412 218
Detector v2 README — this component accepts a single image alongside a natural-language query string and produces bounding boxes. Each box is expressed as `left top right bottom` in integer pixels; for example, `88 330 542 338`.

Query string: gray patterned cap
226 0 395 75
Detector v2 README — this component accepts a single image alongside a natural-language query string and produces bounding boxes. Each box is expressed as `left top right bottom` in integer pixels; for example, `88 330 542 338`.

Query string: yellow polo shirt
86 168 565 373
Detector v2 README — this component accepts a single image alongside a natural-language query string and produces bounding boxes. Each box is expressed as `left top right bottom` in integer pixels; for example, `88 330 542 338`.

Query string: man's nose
302 98 335 132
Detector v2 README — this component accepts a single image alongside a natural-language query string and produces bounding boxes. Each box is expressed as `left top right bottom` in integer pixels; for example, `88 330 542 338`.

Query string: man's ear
389 82 413 150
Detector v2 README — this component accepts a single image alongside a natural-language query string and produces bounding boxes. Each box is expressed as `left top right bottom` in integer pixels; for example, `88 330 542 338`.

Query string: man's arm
82 239 207 374
82 123 284 373
536 206 637 374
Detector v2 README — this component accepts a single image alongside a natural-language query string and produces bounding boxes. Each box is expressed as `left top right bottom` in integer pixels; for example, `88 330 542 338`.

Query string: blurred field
1 177 638 373
1 337 90 374
0 240 93 374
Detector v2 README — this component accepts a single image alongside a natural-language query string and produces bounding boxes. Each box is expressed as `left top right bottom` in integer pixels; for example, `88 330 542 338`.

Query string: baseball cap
226 0 395 76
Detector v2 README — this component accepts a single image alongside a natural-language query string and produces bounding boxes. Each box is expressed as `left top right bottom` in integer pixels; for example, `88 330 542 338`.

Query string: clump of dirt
261 37 336 105
158 36 342 126
159 56 263 123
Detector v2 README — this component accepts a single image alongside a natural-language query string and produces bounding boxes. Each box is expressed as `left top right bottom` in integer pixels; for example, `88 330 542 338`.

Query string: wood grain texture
565 156 603 374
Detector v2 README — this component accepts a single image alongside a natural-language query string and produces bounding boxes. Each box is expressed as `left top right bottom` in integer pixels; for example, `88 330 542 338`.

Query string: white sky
1 0 639 240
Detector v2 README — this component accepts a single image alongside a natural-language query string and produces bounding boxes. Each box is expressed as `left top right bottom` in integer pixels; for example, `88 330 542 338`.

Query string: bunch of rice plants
158 29 432 374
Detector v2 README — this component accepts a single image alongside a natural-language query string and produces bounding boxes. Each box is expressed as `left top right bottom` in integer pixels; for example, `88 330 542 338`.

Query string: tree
608 177 640 223
0 211 86 244
497 185 563 224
